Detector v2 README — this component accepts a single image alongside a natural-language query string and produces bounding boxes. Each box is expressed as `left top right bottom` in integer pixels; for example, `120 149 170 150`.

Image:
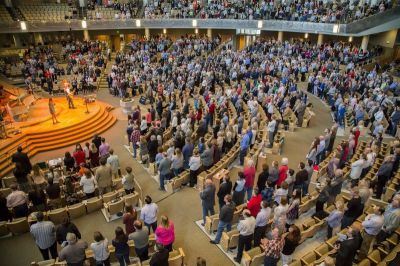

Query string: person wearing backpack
261 181 274 203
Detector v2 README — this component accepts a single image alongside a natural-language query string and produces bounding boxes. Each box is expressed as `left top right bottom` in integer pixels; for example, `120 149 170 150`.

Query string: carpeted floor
0 82 346 266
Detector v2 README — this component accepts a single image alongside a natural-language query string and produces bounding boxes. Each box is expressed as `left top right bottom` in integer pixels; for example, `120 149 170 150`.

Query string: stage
0 96 117 177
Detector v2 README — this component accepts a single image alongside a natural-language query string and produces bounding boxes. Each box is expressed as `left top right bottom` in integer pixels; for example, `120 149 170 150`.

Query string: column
277 31 283 42
145 28 150 39
317 34 323 46
232 34 239 51
83 30 90 41
33 33 43 45
361 35 369 51
13 34 21 47
207 28 212 39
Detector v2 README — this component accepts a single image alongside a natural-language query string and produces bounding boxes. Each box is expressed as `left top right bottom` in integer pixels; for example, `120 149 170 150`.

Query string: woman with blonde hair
30 163 47 190
155 215 175 252
326 200 344 238
171 148 184 177
48 97 59 124
89 143 99 167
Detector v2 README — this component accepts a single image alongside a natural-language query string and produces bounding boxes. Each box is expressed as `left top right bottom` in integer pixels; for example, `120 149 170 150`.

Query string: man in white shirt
140 195 158 233
234 210 256 263
122 166 135 194
350 154 367 186
359 206 384 260
106 149 120 179
254 200 272 247
267 116 277 148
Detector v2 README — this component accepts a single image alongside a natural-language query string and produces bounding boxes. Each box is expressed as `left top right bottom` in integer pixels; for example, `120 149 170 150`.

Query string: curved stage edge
0 96 117 177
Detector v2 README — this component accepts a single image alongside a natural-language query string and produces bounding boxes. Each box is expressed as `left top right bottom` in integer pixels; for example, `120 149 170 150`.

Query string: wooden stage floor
0 96 116 176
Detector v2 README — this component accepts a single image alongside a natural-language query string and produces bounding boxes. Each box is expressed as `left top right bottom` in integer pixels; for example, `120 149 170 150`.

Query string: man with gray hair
158 152 171 191
59 232 88 266
200 178 216 226
30 211 58 260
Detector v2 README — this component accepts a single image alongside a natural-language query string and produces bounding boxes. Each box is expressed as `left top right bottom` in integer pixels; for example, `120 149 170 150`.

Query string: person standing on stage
64 81 75 109
48 98 59 124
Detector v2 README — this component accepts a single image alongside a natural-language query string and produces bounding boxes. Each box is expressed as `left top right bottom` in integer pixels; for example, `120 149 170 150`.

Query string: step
0 115 116 177
27 112 113 147
0 110 112 170
0 106 108 167
25 106 107 138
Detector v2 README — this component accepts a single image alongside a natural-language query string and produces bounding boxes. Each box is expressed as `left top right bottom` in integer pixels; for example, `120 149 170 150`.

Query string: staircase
6 6 25 21
97 52 115 92
0 102 117 178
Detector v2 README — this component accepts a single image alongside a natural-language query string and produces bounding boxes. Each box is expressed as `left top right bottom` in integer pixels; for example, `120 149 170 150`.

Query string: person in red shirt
247 188 262 217
146 109 152 128
352 126 361 153
73 144 86 168
208 100 216 126
277 157 289 186
196 108 203 123
122 204 137 236
243 159 256 201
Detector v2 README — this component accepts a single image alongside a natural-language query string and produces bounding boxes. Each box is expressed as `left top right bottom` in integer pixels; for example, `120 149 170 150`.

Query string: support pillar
361 35 369 51
232 34 239 51
33 33 43 45
83 30 90 41
277 31 283 42
13 34 21 47
207 28 212 39
145 28 150 39
317 34 323 46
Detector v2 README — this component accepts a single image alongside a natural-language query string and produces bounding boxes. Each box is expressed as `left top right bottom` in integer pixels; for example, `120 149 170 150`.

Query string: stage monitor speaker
139 96 147 105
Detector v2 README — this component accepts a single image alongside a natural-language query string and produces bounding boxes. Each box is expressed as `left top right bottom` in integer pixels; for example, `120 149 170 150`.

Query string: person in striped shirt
30 211 58 260
130 125 141 158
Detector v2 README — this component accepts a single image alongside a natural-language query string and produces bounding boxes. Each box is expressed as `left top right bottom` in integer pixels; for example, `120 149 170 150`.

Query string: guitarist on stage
64 80 76 109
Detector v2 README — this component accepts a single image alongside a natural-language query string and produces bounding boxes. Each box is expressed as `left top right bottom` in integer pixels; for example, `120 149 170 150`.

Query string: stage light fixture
136 19 141 27
81 20 87 29
20 21 27 31
192 19 197 27
257 20 263 29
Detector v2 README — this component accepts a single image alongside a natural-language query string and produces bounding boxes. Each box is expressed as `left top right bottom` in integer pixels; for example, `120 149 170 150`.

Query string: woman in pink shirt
243 159 256 201
277 157 289 186
146 109 152 127
155 215 175 252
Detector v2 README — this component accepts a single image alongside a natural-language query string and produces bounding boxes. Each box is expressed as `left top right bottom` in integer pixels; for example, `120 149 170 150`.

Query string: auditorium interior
0 0 400 266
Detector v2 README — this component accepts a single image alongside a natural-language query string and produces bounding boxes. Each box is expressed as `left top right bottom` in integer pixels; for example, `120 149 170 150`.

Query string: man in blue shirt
239 132 250 165
359 206 384 260
182 138 194 169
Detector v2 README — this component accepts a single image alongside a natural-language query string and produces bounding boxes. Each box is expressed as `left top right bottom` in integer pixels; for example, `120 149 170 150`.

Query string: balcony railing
0 6 398 36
